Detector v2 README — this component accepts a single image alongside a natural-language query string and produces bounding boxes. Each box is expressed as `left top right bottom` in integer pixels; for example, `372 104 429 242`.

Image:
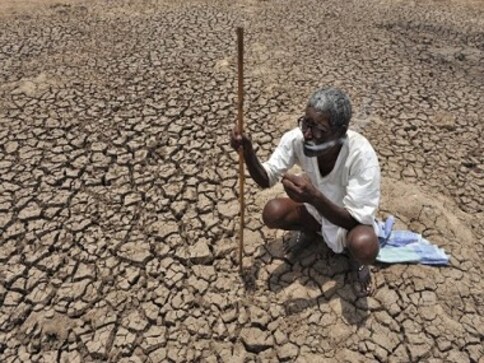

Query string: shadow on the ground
244 231 370 327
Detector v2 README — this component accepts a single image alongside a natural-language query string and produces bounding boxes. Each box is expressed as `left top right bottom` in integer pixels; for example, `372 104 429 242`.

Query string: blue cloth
376 215 450 265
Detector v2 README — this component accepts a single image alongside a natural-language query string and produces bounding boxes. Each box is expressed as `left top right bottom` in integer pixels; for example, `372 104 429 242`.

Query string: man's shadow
243 232 369 327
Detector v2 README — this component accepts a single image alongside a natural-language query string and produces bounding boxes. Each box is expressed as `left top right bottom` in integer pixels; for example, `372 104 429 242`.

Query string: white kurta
262 128 381 253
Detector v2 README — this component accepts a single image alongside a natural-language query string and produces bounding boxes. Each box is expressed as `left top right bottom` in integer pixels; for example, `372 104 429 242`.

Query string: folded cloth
376 215 450 265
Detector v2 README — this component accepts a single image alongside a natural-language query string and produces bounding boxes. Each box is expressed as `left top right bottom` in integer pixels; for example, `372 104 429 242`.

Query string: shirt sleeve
342 163 381 225
262 131 298 187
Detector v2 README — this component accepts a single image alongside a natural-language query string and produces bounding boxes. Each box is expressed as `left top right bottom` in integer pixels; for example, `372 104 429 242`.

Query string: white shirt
262 128 381 253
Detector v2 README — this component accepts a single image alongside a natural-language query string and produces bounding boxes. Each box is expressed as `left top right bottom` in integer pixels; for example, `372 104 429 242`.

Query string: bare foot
283 231 317 255
353 264 375 297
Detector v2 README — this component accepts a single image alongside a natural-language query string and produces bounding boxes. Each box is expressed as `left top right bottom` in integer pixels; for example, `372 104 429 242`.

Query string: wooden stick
236 27 245 273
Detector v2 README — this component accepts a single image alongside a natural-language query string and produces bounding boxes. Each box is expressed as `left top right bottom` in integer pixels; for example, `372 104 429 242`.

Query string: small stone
59 350 82 363
141 325 167 352
374 288 399 306
277 342 299 360
0 212 12 229
122 310 149 332
446 350 469 362
217 201 238 218
142 302 159 322
4 141 18 154
151 220 178 238
436 337 451 352
188 239 212 264
249 305 271 328
18 202 42 220
148 347 167 361
420 291 437 306
118 241 151 264
112 326 137 354
374 345 389 361
204 355 218 363
274 329 288 345
465 344 483 362
372 325 400 352
221 308 237 324
392 343 410 363
240 327 274 353
187 275 208 294
419 306 437 321
84 324 115 357
408 343 432 361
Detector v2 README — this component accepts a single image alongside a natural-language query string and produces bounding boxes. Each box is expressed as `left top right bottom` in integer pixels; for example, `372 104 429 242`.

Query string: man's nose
303 128 313 140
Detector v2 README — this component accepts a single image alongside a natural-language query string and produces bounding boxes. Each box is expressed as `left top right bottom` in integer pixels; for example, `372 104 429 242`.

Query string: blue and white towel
376 215 450 265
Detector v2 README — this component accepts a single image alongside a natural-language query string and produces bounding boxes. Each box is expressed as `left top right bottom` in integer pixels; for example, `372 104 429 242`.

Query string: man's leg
262 198 321 253
262 197 320 232
346 225 379 264
346 224 379 296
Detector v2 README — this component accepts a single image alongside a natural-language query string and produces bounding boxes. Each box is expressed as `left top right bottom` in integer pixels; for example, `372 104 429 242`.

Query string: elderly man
230 87 380 295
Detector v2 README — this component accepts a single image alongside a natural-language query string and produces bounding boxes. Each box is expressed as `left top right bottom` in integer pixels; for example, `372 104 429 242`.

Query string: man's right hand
229 126 271 188
230 126 252 153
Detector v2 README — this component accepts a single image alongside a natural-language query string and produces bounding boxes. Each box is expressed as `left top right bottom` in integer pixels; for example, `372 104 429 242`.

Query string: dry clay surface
0 0 483 362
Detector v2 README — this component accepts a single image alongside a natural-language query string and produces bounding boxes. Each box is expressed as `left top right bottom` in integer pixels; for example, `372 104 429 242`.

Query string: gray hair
307 87 352 132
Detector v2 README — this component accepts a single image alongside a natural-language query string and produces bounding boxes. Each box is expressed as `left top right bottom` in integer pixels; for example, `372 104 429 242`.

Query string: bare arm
282 174 359 230
310 189 359 230
230 127 270 189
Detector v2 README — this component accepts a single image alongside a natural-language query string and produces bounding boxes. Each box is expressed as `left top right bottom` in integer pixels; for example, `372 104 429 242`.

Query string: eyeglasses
298 116 328 139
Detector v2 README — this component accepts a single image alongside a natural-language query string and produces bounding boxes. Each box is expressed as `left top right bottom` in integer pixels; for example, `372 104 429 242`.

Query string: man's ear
338 124 348 137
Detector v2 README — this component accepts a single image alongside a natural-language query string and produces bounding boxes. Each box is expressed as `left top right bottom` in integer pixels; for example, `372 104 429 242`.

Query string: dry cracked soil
0 0 483 362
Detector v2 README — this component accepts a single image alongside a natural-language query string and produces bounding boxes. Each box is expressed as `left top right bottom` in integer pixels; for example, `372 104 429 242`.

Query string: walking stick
236 27 245 273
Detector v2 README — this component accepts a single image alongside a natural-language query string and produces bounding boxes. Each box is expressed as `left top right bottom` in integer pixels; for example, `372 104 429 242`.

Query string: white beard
303 136 346 153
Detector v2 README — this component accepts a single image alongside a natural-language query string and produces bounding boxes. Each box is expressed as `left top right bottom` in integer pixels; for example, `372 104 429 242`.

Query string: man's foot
353 264 375 297
283 231 317 255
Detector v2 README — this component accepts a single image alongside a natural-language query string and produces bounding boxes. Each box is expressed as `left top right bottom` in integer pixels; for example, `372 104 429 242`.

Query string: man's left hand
281 173 319 203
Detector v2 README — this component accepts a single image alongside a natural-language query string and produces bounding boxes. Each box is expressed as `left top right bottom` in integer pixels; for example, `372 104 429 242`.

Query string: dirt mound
251 177 482 361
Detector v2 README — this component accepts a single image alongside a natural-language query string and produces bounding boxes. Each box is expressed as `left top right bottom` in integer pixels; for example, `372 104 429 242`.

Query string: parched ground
0 0 483 362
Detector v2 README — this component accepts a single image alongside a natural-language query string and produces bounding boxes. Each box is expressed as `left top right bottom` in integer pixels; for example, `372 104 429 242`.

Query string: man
230 87 380 296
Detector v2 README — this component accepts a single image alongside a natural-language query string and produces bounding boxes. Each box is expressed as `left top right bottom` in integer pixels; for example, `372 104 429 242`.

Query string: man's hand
281 173 319 203
229 126 270 188
230 126 252 153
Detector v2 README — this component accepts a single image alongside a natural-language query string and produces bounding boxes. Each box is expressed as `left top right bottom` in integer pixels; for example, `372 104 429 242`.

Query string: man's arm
311 190 359 230
230 127 270 189
282 174 359 230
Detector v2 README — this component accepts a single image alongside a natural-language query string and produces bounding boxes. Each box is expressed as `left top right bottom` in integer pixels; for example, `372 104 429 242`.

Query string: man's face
300 107 343 157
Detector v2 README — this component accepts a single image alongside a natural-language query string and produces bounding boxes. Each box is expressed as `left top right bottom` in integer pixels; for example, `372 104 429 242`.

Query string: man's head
307 87 352 133
301 87 352 157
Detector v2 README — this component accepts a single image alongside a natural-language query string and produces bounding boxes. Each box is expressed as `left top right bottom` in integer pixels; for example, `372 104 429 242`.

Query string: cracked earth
0 0 483 362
